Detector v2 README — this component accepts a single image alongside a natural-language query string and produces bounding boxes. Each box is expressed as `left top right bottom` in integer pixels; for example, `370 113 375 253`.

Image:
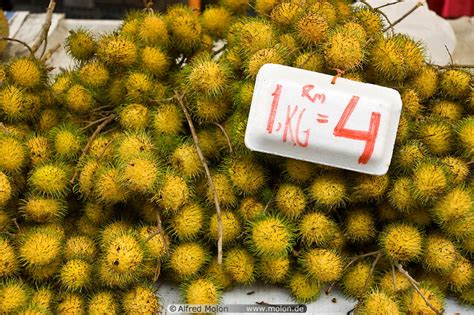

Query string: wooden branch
396 263 442 315
362 252 381 292
70 114 116 184
146 210 169 256
435 64 474 69
41 43 60 62
175 92 224 264
375 1 401 10
391 262 397 291
213 122 233 155
382 2 423 33
0 37 33 56
31 0 56 54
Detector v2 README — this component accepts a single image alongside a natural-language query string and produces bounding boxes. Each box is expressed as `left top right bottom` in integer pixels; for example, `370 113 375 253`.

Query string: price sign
244 64 402 175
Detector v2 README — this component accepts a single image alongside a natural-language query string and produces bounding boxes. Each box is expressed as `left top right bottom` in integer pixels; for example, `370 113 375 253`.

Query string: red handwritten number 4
333 96 381 165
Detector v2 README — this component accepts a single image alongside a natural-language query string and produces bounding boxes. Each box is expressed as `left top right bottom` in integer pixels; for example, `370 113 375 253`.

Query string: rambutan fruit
387 176 417 212
78 60 109 88
124 71 153 101
65 29 96 61
246 46 285 78
271 1 302 27
397 35 425 76
416 117 453 155
0 237 18 277
152 103 183 135
100 220 133 246
168 242 209 280
395 114 411 144
56 292 84 315
167 6 202 52
0 134 27 173
392 140 426 173
83 201 113 226
138 225 168 261
20 194 65 223
0 85 29 120
193 94 231 123
201 6 232 38
76 158 100 198
308 170 348 209
206 257 233 290
431 99 464 122
323 28 364 71
182 277 221 305
459 286 474 306
206 172 236 207
432 185 472 225
26 134 50 166
138 13 168 46
354 7 384 39
439 69 471 100
209 210 241 245
122 284 160 315
351 173 389 202
114 131 155 162
287 271 321 303
456 117 474 159
154 172 191 213
225 155 266 195
408 65 438 101
237 19 276 55
282 158 318 184
224 247 255 285
65 84 95 114
64 235 96 262
28 162 70 197
442 213 474 240
411 158 451 203
295 12 329 46
237 196 265 222
49 124 84 160
0 279 31 314
275 183 306 219
97 34 137 67
31 286 55 312
9 57 44 89
300 248 344 283
59 258 92 291
379 269 411 295
423 234 458 273
17 226 63 269
93 165 129 205
255 0 277 16
36 108 62 132
445 256 473 292
27 259 61 282
170 142 202 178
368 36 408 82
401 89 423 118
141 46 169 78
401 283 445 315
293 51 325 72
220 0 248 14
88 291 118 315
186 56 230 98
119 153 160 194
247 215 295 258
356 289 401 315
442 156 469 184
298 211 338 247
170 201 206 241
341 261 373 298
0 171 12 207
379 223 423 263
258 255 290 284
344 208 376 243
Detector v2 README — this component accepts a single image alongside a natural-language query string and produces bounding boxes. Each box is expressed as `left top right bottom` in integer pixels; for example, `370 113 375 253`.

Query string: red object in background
428 0 474 18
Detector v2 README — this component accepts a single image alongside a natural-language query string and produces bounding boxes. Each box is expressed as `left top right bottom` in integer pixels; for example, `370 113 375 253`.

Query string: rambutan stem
375 1 401 10
146 211 169 257
362 252 381 293
175 92 224 264
0 122 10 134
70 114 116 184
31 0 56 55
382 2 423 33
0 37 33 56
41 43 61 62
212 122 233 155
396 263 442 315
359 0 394 35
